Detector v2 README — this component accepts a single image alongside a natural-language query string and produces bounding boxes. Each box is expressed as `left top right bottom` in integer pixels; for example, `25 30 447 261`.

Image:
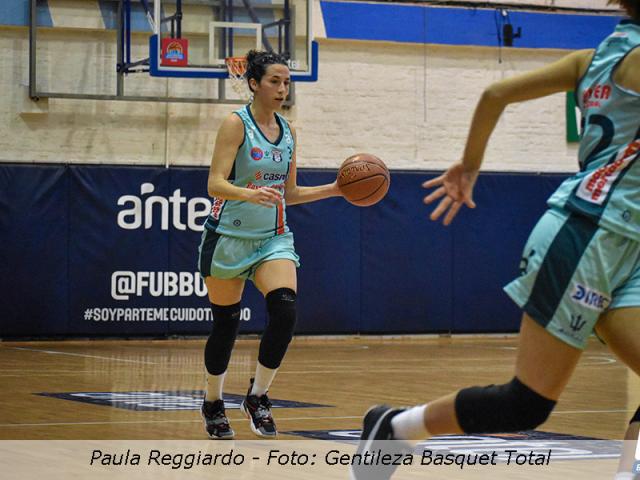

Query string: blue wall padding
359 173 453 333
0 164 570 338
289 171 362 333
320 1 621 49
98 0 154 32
2 0 621 51
67 166 170 336
450 174 565 332
0 0 53 27
0 164 67 337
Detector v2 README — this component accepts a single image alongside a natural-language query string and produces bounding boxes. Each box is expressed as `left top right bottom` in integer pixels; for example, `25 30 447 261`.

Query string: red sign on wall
161 38 189 66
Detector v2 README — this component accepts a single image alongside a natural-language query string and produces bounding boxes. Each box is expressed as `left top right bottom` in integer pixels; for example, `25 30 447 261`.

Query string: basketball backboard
144 0 317 81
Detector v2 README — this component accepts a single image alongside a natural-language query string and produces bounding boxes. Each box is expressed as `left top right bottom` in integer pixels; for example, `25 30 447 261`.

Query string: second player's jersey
204 105 294 239
548 20 640 241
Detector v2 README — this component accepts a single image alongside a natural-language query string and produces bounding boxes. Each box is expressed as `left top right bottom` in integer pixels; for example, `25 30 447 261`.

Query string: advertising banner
0 164 566 337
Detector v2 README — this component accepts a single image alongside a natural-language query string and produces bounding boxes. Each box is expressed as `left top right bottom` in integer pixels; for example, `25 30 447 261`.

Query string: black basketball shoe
240 378 277 437
351 405 411 480
201 398 234 439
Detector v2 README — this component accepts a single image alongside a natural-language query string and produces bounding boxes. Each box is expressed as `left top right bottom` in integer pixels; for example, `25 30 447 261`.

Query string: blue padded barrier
320 1 620 49
0 164 68 337
360 173 453 334
450 174 565 333
2 1 620 51
288 170 361 334
67 166 171 336
0 0 53 27
0 164 570 338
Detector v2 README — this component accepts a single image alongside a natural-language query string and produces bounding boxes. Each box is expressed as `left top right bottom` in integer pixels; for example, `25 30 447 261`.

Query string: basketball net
225 56 251 101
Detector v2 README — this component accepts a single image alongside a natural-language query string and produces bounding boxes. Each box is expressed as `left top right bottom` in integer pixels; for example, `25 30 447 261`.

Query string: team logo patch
570 283 610 311
569 314 587 332
251 147 264 161
37 390 331 412
272 148 283 163
285 430 621 461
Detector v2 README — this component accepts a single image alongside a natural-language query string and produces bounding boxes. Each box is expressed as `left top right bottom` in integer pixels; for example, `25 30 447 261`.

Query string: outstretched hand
422 163 478 226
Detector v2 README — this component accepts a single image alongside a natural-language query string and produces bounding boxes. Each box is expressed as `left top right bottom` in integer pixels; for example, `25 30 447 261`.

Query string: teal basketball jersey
204 105 294 239
548 20 640 241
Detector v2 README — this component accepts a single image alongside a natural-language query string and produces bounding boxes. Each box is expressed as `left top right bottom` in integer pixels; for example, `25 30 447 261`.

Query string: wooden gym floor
0 335 637 440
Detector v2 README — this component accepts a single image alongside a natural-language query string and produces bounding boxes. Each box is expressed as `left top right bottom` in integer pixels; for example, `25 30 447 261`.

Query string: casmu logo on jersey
576 140 640 204
263 172 287 181
254 172 287 182
570 283 610 311
117 183 211 232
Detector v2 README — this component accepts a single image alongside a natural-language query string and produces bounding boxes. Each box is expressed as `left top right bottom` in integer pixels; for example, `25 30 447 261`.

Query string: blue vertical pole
228 0 233 57
125 0 131 65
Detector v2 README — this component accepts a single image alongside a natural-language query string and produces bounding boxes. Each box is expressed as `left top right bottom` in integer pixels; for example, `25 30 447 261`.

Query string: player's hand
246 187 282 208
422 163 478 226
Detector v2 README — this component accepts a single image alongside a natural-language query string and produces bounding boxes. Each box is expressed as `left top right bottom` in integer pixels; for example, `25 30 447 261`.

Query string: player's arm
284 127 343 206
208 114 281 207
461 48 593 172
423 49 593 226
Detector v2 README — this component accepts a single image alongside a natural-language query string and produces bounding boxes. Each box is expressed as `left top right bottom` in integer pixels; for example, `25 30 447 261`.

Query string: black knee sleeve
258 288 297 369
455 377 556 434
631 405 640 424
204 302 241 375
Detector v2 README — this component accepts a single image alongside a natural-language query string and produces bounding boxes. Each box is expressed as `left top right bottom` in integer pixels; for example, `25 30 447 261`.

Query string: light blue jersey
548 20 640 241
204 105 294 239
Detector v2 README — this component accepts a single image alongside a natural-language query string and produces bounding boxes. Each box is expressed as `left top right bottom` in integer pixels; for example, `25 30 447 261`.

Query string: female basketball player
198 50 342 439
356 2 640 478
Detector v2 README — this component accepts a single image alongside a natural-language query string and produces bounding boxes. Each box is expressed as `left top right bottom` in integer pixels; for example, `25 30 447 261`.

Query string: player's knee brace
455 377 556 433
204 302 241 375
258 288 297 369
631 405 640 424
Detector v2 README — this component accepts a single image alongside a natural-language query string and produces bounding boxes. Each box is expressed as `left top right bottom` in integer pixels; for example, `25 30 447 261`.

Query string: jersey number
581 114 614 170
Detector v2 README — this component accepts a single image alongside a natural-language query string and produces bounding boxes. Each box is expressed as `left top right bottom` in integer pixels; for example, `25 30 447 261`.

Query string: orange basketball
337 153 390 207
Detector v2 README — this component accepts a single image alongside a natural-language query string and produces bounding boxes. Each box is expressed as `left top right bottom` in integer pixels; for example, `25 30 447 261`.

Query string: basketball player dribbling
354 2 640 479
198 50 343 439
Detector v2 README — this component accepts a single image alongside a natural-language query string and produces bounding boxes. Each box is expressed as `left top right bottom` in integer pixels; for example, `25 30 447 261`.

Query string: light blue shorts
197 230 300 282
504 208 640 350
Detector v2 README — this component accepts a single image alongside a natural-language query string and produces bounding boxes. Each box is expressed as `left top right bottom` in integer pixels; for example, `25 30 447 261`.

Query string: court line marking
6 347 158 365
0 416 362 428
0 360 616 376
553 409 634 415
2 408 637 428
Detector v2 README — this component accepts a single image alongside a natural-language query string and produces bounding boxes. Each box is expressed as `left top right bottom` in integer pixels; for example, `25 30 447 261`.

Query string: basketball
337 154 390 207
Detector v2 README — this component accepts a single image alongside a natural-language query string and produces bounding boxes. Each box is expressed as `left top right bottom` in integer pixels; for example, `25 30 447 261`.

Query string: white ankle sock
251 363 278 396
391 405 429 440
205 372 226 401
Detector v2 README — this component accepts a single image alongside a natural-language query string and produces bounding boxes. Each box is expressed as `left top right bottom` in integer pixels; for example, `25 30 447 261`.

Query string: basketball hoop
225 56 250 101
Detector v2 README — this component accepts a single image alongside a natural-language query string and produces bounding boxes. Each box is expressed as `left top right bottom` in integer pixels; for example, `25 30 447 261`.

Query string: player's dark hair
246 50 289 92
609 0 639 19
